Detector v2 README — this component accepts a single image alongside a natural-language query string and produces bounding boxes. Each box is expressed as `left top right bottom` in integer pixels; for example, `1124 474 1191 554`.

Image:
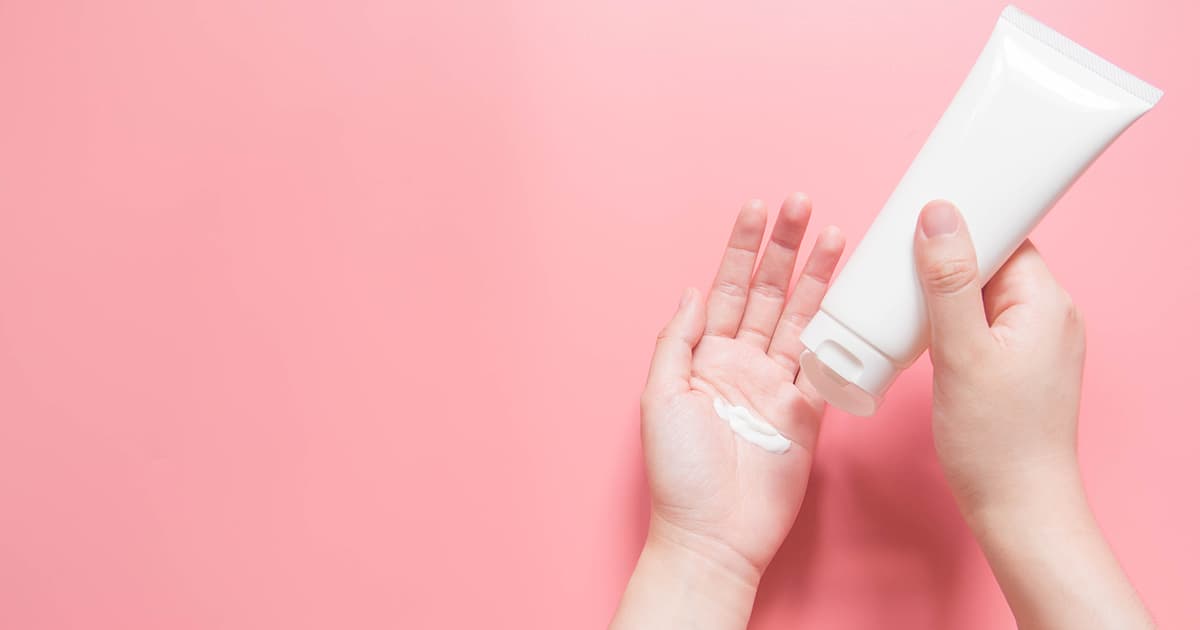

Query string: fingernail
920 201 960 237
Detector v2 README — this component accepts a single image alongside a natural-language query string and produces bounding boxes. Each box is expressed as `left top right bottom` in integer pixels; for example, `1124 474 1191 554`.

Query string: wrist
950 453 1083 525
610 516 760 630
953 460 1155 629
646 514 763 589
957 456 1091 544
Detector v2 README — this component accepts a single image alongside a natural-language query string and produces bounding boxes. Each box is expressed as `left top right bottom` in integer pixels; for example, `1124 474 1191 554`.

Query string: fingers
982 240 1061 325
736 193 813 348
705 200 768 337
646 288 706 399
913 200 990 362
767 225 845 375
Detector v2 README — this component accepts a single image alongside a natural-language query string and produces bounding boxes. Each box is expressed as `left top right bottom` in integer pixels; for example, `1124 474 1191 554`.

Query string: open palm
641 195 845 578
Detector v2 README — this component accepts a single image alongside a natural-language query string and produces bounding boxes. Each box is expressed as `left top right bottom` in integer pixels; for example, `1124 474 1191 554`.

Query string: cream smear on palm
712 397 791 454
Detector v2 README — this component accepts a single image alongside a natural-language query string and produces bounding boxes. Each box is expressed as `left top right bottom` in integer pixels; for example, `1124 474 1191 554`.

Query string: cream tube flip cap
797 310 901 417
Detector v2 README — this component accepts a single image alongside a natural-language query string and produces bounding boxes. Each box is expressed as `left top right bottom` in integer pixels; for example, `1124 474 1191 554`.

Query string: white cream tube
798 6 1161 416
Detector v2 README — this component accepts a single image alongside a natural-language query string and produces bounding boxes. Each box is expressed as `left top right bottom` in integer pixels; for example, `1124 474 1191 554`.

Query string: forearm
610 518 760 630
963 464 1153 630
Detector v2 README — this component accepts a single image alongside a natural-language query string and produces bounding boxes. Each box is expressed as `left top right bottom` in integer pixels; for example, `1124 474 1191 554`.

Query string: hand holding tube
914 200 1152 629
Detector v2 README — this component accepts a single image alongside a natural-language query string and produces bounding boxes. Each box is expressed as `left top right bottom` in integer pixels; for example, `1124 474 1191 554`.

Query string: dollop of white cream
712 397 792 454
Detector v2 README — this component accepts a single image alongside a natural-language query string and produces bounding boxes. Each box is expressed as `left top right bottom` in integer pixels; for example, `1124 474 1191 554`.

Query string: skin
915 200 1153 629
611 197 1153 629
612 193 845 629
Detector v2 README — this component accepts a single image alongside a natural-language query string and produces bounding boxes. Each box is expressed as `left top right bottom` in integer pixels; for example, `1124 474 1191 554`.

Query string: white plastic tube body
798 6 1161 416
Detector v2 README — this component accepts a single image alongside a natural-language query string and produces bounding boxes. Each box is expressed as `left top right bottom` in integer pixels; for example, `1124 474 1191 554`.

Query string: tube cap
797 310 901 417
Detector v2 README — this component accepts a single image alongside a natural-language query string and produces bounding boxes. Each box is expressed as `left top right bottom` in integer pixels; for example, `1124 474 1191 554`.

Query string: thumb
645 288 706 400
913 200 989 360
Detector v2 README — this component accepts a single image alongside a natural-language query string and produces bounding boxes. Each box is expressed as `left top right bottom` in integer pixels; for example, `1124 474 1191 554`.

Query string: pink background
0 0 1196 628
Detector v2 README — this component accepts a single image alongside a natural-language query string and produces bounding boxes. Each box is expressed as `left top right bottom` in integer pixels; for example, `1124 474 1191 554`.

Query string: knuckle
737 325 771 343
713 280 747 299
1061 290 1080 316
1066 301 1085 327
639 390 654 411
749 282 786 301
922 258 977 294
780 309 811 327
802 265 835 285
1064 299 1087 351
1059 291 1085 326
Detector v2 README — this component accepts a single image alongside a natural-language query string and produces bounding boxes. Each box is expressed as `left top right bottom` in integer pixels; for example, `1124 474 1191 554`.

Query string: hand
914 200 1152 629
914 200 1085 512
612 194 844 630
